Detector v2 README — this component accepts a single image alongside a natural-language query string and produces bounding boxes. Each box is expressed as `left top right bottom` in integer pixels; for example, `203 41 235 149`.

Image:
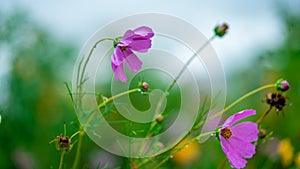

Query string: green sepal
215 126 221 141
113 36 123 48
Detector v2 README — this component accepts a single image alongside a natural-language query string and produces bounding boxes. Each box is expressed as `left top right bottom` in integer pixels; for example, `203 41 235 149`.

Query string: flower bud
214 23 229 37
275 79 290 92
142 82 149 92
156 114 164 122
138 81 149 93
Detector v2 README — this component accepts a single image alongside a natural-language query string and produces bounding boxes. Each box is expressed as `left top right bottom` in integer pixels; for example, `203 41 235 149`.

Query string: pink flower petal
231 122 259 142
111 47 125 66
123 50 142 72
129 39 152 52
113 63 127 82
220 136 247 169
122 30 135 40
223 110 256 128
229 136 256 159
111 26 154 82
133 26 154 38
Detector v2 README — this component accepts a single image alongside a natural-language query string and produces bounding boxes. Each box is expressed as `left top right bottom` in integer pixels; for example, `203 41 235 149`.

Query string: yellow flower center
221 127 232 140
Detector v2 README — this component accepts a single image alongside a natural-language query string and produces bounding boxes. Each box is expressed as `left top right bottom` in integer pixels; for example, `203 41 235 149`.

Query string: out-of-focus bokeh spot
278 138 294 167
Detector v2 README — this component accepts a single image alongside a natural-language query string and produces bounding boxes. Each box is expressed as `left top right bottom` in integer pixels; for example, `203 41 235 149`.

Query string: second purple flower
218 110 259 169
111 26 154 82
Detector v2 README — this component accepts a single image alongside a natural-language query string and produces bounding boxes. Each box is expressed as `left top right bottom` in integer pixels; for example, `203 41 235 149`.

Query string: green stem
148 35 216 137
165 35 215 94
98 88 139 109
193 84 275 129
71 88 140 169
78 38 114 89
70 131 80 141
59 151 65 169
84 88 140 127
71 127 84 169
138 35 216 168
72 37 114 169
222 84 275 114
256 106 273 124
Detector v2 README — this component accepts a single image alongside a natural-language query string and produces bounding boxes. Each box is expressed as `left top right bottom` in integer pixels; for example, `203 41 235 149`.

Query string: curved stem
70 131 80 141
58 151 65 169
78 38 114 89
193 84 275 129
222 84 275 115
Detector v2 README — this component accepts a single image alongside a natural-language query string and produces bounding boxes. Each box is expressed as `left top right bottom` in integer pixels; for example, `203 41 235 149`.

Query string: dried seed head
56 134 72 152
266 92 286 112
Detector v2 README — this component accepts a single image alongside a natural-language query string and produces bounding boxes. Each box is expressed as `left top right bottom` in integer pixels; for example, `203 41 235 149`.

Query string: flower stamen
120 46 127 52
221 127 232 140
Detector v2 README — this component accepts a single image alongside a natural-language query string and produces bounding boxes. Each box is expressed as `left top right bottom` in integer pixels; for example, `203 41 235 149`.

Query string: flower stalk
59 151 66 169
193 83 275 130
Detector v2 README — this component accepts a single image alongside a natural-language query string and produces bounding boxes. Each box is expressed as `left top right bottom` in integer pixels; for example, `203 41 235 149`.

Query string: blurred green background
1 1 300 169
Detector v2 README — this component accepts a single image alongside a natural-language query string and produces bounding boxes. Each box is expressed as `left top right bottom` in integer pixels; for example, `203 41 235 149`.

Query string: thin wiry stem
58 151 65 169
256 106 273 124
193 84 275 130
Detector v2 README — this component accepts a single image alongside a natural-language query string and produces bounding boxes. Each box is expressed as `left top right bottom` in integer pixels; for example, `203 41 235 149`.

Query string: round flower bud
142 82 149 92
280 80 290 92
275 79 290 92
156 114 164 122
214 23 229 37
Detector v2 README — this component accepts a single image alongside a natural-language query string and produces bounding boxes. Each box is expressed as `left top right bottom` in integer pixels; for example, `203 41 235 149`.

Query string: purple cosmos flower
219 109 259 169
111 26 154 82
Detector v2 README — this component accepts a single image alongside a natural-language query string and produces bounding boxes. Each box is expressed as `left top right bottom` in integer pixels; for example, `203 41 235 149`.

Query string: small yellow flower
295 152 300 167
277 138 294 167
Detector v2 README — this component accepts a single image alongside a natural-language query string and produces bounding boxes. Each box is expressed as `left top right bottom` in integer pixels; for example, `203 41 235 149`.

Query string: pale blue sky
0 0 299 73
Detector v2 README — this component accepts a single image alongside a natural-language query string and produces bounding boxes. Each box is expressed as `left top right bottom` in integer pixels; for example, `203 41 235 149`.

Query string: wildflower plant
50 14 291 169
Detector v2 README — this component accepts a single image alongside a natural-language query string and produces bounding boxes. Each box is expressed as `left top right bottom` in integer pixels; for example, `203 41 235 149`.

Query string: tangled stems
139 83 276 168
71 88 140 169
148 35 216 136
153 132 215 169
73 36 141 169
138 35 216 167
